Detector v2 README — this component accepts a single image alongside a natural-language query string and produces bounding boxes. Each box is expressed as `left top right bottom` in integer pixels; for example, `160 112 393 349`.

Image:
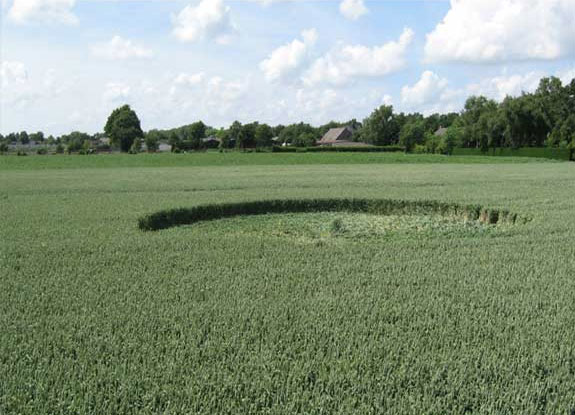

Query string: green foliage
254 123 273 148
452 147 573 161
399 119 425 153
60 131 92 153
129 137 143 154
144 130 161 152
237 122 258 149
271 145 404 153
104 105 144 152
0 142 8 154
361 105 401 146
278 123 318 147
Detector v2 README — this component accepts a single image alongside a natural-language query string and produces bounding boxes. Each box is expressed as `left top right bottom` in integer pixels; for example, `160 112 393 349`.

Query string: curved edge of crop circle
137 198 528 232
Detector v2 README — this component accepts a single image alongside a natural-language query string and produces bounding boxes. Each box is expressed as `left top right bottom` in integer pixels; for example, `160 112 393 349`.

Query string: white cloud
339 0 368 20
382 94 393 106
8 0 77 24
425 0 575 63
398 70 561 115
304 28 414 86
172 0 234 44
260 29 318 83
1 61 28 88
174 72 206 87
92 36 154 60
103 82 131 104
558 68 575 85
466 71 542 101
205 76 248 107
166 72 249 118
401 71 449 107
1 63 74 113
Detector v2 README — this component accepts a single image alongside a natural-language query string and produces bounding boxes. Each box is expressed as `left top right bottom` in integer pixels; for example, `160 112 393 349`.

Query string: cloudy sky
1 0 574 135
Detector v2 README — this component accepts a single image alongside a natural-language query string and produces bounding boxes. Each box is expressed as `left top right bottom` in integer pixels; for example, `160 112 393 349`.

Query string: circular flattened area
139 199 525 240
189 211 511 242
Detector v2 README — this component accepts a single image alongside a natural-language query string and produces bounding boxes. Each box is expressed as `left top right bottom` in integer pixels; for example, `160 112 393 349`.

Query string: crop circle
138 198 525 234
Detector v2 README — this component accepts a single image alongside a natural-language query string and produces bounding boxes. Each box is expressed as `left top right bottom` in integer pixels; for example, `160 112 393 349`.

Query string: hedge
271 146 405 153
452 147 573 161
138 198 525 231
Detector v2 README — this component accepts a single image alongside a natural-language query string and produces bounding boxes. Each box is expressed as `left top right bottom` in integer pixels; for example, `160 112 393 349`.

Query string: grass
1 154 575 414
0 150 559 171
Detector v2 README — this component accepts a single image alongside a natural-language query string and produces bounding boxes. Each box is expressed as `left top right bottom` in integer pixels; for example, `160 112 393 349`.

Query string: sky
1 0 574 135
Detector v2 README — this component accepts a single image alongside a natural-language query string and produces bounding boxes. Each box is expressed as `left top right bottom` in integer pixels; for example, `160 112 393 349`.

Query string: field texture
1 154 575 414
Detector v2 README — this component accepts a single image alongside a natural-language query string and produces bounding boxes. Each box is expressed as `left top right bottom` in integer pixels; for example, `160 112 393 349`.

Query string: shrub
271 146 405 153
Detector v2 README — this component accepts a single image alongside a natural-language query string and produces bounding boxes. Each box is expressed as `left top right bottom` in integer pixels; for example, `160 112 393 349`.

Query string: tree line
1 76 573 155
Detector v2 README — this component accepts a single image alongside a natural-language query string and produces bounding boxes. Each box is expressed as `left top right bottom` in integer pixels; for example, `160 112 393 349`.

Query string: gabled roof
318 127 353 144
434 127 448 137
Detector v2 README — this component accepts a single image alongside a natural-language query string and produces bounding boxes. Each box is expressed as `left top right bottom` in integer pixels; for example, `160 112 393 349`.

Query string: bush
271 146 405 153
0 143 8 154
36 148 48 155
452 147 572 161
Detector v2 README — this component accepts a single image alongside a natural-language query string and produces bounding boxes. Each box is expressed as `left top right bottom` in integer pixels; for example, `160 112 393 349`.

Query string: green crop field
1 153 575 414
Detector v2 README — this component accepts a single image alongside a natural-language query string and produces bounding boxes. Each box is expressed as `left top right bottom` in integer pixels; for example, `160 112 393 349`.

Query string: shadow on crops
138 199 527 232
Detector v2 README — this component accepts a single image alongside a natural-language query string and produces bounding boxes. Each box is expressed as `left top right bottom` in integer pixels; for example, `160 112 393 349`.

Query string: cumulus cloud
8 0 77 24
172 0 234 44
398 70 567 114
260 29 318 83
401 71 449 107
304 28 414 86
1 61 28 88
1 62 74 112
339 0 368 20
466 72 543 101
174 72 206 87
558 68 575 85
103 82 131 104
382 94 393 106
167 72 249 116
92 36 154 60
425 0 575 63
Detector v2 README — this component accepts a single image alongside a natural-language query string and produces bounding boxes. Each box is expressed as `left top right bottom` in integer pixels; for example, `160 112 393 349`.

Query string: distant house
434 127 448 137
317 126 356 146
202 136 220 149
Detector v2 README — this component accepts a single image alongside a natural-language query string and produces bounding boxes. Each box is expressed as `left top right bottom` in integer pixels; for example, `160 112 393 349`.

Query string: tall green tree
104 105 144 152
399 119 425 153
361 105 400 146
255 124 273 148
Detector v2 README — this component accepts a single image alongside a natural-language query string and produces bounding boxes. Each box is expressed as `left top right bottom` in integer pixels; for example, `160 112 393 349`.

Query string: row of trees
2 76 573 155
451 77 575 151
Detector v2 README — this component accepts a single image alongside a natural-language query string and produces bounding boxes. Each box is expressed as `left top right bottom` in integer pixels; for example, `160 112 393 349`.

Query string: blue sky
1 0 574 135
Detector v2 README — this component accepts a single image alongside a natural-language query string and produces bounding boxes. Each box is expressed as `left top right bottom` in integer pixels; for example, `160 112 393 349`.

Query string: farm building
434 127 448 137
317 126 365 147
202 136 221 148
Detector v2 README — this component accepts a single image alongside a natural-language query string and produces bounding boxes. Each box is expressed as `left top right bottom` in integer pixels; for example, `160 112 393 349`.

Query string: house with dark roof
317 126 364 146
434 127 448 137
